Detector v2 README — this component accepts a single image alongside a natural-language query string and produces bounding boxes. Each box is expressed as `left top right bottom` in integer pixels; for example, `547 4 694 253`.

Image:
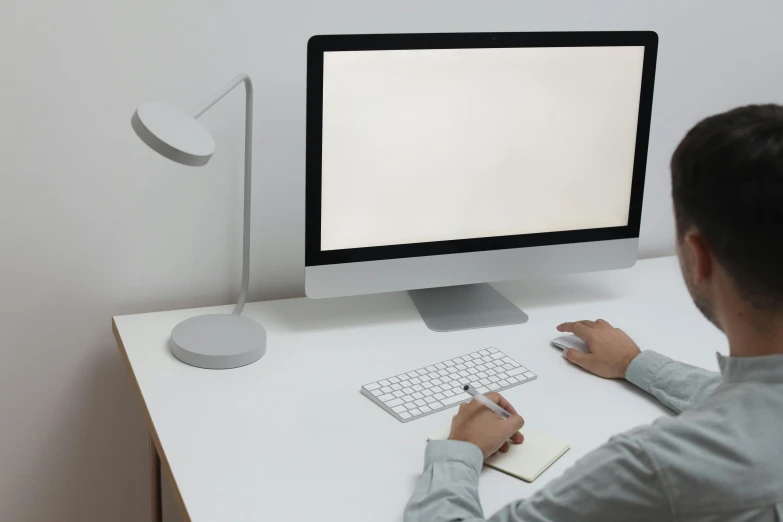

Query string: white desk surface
113 256 726 522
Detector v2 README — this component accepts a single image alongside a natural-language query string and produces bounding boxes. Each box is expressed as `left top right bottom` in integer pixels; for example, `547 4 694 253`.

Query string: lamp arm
192 74 253 316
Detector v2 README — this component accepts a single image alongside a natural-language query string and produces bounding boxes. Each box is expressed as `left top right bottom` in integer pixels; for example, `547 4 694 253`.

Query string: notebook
428 427 570 482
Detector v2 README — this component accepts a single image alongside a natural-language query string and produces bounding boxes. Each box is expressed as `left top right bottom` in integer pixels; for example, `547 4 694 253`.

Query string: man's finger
596 318 612 328
509 431 524 444
499 442 510 453
489 393 520 417
564 347 592 370
556 321 595 341
578 320 597 328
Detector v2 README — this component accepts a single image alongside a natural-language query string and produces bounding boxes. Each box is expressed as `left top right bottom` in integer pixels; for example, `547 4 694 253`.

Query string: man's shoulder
620 386 783 512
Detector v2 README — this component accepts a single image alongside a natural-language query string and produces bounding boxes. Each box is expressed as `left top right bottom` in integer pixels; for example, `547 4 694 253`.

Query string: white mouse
551 334 589 354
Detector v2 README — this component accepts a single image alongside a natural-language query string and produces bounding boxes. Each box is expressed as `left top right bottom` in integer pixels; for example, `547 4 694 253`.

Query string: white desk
113 257 726 522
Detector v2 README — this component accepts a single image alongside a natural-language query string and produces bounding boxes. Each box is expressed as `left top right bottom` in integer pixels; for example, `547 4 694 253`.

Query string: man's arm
557 320 721 413
405 430 671 522
625 350 721 413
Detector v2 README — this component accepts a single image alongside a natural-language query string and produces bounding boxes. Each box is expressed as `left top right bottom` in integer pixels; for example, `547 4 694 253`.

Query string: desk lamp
131 74 266 369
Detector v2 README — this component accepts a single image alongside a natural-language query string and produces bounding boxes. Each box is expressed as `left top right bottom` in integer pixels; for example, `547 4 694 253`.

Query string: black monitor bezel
306 31 658 267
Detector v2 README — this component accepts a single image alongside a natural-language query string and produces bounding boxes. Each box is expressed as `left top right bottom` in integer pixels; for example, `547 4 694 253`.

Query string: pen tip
463 385 469 391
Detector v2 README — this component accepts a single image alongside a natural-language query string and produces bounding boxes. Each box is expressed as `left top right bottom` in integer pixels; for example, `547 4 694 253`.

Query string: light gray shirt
405 350 783 521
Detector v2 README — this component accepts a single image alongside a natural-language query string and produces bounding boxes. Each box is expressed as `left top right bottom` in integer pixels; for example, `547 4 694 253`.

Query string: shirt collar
717 352 783 383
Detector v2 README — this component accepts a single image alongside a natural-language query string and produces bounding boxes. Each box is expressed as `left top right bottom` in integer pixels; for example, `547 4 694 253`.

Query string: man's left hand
448 392 525 459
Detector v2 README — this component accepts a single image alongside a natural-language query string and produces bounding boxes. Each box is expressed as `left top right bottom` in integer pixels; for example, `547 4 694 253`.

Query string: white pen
462 384 511 419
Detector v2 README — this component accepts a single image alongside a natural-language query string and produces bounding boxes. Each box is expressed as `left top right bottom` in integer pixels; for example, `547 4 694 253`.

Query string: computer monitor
305 31 658 331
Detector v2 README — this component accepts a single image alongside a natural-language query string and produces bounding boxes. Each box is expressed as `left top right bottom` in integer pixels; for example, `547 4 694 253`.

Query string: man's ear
684 230 713 284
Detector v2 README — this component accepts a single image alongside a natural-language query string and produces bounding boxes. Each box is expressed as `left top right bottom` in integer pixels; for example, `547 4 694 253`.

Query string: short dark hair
671 104 783 309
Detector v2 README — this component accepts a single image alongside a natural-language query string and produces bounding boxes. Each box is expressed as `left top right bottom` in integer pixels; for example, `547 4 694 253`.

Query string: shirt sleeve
625 350 722 413
405 433 672 522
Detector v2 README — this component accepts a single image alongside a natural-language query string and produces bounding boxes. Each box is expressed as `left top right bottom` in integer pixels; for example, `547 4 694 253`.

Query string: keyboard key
477 371 487 378
465 361 476 367
444 360 455 367
412 392 424 399
433 393 446 400
491 352 505 360
388 376 400 383
441 393 469 405
455 364 467 370
402 387 414 394
453 357 465 363
371 388 384 397
476 386 489 393
411 377 421 384
476 364 487 371
437 370 449 377
365 382 380 390
412 384 423 391
420 375 431 382
417 369 428 376
482 356 493 363
386 397 403 407
487 382 501 391
430 401 444 408
425 365 437 372
442 389 454 397
404 401 417 409
422 388 433 396
479 379 491 386
406 372 419 378
420 405 431 413
488 375 499 383
497 372 508 379
486 369 497 376
425 396 437 404
381 386 393 393
487 347 498 353
379 379 390 386
392 405 407 413
478 349 489 355
507 376 518 384
524 372 535 379
393 391 404 398
400 380 410 387
435 363 446 369
498 379 509 387
431 378 443 385
503 364 514 371
506 367 526 377
431 385 443 393
400 412 411 419
379 393 394 401
391 383 402 390
422 382 433 389
409 408 422 416
415 399 426 406
503 357 518 367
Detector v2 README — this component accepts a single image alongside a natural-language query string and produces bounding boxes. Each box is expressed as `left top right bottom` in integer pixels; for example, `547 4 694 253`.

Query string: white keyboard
360 347 536 422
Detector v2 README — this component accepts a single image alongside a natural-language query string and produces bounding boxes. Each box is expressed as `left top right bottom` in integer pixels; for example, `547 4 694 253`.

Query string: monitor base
408 283 529 332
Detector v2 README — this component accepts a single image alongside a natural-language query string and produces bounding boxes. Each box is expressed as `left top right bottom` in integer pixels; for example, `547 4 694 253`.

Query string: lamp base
170 314 266 369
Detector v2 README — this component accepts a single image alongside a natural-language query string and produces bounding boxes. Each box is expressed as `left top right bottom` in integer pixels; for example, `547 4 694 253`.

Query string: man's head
672 104 783 329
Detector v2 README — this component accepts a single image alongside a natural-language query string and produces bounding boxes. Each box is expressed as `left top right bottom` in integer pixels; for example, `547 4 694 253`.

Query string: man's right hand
556 319 641 379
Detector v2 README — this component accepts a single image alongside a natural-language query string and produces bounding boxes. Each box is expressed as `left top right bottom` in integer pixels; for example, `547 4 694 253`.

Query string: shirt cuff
626 350 672 392
424 440 484 477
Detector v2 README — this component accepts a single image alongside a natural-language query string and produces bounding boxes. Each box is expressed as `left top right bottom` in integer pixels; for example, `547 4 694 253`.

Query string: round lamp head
131 101 215 166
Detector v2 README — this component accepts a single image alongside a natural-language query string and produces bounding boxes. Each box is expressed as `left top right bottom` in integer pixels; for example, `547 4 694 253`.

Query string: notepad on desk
428 427 570 482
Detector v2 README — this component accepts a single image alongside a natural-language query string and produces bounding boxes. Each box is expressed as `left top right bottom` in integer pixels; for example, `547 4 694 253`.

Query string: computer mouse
551 335 589 353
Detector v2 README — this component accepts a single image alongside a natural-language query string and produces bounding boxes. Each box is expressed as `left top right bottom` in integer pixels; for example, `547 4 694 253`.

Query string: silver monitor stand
408 283 529 332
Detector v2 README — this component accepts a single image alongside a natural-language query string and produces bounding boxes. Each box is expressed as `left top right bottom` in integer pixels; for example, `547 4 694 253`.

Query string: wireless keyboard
360 347 536 422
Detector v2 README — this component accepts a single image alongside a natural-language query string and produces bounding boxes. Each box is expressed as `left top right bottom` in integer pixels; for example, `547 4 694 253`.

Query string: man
405 104 783 521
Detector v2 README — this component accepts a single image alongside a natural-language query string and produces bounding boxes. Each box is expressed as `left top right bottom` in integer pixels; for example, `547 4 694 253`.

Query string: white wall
1 1 782 520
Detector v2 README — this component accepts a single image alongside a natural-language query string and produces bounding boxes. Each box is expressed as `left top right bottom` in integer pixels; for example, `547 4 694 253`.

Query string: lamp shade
131 101 215 166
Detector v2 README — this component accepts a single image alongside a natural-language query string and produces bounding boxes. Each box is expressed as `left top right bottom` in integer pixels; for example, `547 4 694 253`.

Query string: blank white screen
320 46 644 251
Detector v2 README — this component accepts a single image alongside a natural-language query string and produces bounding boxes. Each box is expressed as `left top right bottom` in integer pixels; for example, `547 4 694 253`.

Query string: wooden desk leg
150 435 162 522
